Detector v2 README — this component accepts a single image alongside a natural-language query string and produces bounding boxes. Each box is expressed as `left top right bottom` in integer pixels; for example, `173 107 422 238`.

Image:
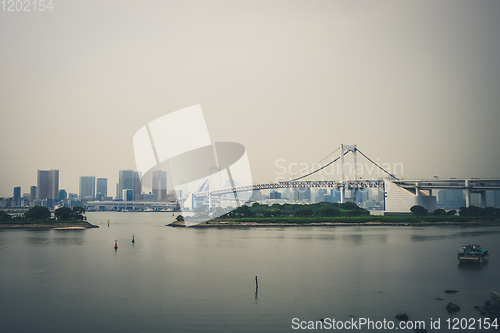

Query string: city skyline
1 1 500 197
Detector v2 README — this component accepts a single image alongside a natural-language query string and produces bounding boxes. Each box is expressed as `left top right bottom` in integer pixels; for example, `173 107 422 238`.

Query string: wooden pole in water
255 276 258 290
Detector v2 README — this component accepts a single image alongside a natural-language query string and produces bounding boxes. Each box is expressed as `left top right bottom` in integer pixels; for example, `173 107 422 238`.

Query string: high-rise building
298 187 311 201
13 186 21 202
118 170 135 200
122 189 134 201
79 176 96 199
30 186 37 201
96 178 107 199
330 189 341 202
134 171 142 201
437 189 465 209
316 189 327 202
270 190 281 199
59 189 67 201
37 170 59 200
152 170 167 201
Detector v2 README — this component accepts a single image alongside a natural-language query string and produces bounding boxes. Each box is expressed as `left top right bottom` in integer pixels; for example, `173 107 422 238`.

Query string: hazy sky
1 0 500 197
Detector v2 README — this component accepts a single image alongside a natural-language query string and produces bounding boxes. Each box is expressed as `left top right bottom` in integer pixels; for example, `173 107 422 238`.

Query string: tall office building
96 178 108 199
134 171 142 201
122 189 134 201
299 187 311 201
118 170 135 200
152 170 167 201
79 176 96 199
30 186 37 201
270 190 281 199
13 187 21 202
316 189 327 202
37 170 59 200
330 189 341 202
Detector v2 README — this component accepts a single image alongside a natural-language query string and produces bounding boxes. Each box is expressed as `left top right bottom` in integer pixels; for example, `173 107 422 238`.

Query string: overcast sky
1 0 500 197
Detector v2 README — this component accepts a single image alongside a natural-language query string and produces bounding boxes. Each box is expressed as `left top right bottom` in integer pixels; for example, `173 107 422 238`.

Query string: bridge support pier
480 191 487 208
465 179 471 207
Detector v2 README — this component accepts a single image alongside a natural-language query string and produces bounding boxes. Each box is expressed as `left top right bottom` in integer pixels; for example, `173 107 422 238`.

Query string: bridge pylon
340 144 358 203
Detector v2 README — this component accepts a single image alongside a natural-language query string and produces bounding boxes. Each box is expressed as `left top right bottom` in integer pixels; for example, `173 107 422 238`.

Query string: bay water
0 212 499 332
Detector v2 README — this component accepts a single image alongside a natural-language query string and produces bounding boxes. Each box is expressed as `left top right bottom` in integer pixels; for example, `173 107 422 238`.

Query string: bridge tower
340 144 357 203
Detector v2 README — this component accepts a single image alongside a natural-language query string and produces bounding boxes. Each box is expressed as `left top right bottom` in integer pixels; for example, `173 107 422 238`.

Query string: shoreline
0 221 99 229
169 220 500 228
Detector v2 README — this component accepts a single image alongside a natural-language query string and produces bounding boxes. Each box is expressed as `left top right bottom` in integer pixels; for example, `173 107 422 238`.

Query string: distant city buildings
37 170 59 200
315 189 327 202
96 178 107 200
13 187 20 205
79 176 96 200
30 186 37 201
134 171 142 201
59 189 67 201
152 170 168 201
437 189 466 209
270 190 281 199
118 170 135 200
122 189 134 201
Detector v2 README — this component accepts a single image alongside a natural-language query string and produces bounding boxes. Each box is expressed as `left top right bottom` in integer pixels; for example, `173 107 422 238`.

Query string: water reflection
25 236 51 247
340 234 388 245
342 234 363 245
410 229 500 242
458 261 489 271
52 236 84 246
410 234 452 242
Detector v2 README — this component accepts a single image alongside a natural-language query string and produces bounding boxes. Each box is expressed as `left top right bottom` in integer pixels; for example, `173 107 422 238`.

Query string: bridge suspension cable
356 148 399 180
290 150 349 181
283 147 340 181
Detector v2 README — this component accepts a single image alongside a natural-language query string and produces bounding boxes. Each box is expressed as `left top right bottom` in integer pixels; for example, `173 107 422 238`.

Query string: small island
170 202 500 227
0 206 98 229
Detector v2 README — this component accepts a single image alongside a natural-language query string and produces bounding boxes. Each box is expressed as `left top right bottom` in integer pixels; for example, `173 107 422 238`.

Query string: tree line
0 206 86 222
188 201 370 220
410 205 500 216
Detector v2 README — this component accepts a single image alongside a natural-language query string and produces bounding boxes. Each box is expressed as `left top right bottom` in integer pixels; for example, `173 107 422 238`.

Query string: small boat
458 244 489 263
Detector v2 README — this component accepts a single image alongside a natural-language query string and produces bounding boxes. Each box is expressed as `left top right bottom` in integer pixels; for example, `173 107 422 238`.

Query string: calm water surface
1 212 499 332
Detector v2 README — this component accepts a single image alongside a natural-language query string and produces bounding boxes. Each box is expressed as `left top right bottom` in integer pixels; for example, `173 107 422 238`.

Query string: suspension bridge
185 144 500 213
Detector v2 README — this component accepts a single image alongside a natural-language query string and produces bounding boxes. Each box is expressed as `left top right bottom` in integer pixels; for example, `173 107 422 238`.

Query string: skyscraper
134 171 142 201
30 186 37 201
37 170 59 200
152 170 167 201
13 186 21 206
13 186 21 201
118 170 135 200
79 176 96 199
96 178 108 199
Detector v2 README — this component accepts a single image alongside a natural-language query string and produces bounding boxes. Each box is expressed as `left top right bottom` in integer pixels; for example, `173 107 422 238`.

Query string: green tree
55 207 74 220
344 208 369 216
0 211 11 221
296 208 313 217
318 207 341 217
433 208 446 216
459 206 484 216
24 206 51 220
73 206 85 215
446 209 457 216
175 215 184 222
410 205 427 216
340 202 359 210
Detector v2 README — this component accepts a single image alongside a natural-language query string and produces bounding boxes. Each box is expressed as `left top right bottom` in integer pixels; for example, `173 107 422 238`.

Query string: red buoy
114 239 118 250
